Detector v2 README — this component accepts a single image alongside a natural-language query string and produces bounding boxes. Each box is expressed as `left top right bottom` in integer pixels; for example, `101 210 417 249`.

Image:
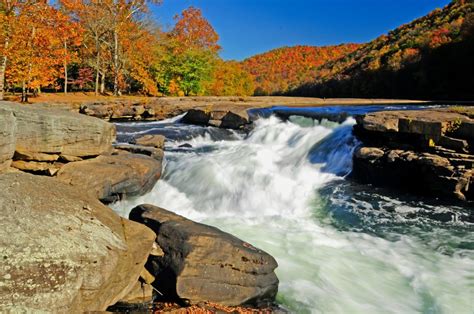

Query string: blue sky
150 0 451 61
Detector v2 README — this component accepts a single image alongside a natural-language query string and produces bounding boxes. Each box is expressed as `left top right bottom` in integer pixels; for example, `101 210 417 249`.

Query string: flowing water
112 106 473 314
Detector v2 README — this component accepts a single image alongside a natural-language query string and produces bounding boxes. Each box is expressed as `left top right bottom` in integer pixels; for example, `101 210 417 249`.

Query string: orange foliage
171 6 220 53
314 1 471 83
205 60 254 96
241 44 360 95
5 2 81 92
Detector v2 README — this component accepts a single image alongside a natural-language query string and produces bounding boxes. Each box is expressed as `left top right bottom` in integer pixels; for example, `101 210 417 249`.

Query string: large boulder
0 173 156 312
220 110 250 129
56 153 162 202
1 101 115 157
181 109 210 126
182 108 251 130
0 108 16 172
130 204 279 307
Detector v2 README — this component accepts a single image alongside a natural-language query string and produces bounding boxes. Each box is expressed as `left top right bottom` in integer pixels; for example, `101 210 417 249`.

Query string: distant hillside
241 44 360 95
289 0 474 100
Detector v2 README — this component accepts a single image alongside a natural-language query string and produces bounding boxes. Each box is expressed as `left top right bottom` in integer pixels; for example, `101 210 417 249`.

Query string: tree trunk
0 38 9 101
0 55 6 101
113 29 120 96
95 37 100 96
100 72 105 94
63 40 68 95
24 26 35 103
21 81 27 103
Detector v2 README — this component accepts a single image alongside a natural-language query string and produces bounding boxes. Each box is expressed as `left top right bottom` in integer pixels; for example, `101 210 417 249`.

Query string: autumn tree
4 1 79 101
155 6 220 96
204 60 254 96
0 0 22 100
100 0 161 96
170 6 220 53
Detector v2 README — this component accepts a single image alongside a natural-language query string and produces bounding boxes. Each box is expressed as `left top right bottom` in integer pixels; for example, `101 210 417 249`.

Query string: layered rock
56 153 162 203
129 204 279 307
0 108 16 172
0 172 156 312
1 101 115 157
352 108 474 201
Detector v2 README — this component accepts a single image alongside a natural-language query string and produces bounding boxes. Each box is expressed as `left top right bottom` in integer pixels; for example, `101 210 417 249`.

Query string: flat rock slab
0 101 115 157
56 154 162 202
358 109 474 141
0 173 155 312
130 204 279 307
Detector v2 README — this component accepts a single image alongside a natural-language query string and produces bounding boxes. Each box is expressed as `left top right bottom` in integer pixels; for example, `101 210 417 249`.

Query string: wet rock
0 172 155 312
56 154 162 203
0 109 16 172
129 204 279 307
132 134 165 149
1 101 115 157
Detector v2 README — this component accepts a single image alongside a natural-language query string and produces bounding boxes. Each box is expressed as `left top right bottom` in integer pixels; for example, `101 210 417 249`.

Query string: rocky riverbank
27 95 429 130
352 107 473 202
0 101 279 312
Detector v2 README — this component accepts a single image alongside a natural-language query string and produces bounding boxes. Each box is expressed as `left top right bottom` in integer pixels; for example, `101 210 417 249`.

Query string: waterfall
112 112 474 314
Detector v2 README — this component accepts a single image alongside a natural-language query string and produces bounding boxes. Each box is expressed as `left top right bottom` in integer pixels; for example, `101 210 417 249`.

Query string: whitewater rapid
112 113 473 313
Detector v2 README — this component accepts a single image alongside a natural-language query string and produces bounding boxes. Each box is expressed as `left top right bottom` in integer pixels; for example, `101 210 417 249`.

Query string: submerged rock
129 204 279 307
56 154 162 203
0 173 155 312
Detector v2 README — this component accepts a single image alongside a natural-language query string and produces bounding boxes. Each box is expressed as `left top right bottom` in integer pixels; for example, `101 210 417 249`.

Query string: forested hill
241 44 360 96
287 0 474 100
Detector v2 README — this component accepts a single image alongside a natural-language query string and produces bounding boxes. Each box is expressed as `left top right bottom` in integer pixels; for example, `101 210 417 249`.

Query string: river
111 105 473 314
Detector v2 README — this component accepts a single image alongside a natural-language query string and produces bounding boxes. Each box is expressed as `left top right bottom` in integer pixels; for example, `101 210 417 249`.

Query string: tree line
0 0 254 101
287 0 474 100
